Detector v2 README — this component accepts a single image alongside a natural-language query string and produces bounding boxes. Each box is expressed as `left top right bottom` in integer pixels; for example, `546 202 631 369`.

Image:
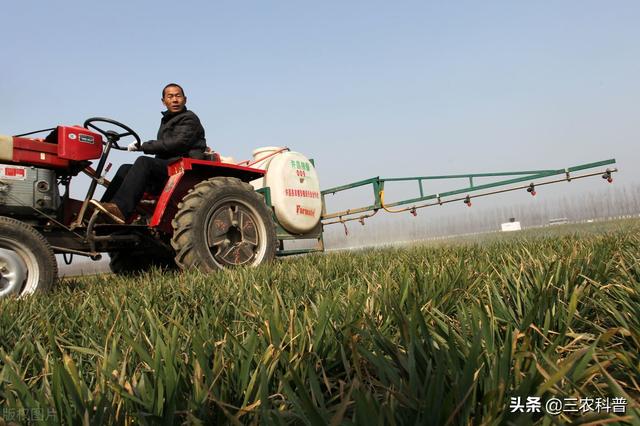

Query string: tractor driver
91 83 206 223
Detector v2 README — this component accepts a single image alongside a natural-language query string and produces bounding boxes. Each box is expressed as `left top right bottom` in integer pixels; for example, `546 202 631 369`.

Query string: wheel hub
207 204 260 266
0 248 28 297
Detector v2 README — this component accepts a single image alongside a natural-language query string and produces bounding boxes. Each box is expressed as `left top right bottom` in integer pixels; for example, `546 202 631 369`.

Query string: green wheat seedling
1 221 639 425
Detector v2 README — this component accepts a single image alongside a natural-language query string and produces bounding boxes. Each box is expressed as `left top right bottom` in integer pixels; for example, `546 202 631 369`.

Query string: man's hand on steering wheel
83 117 142 151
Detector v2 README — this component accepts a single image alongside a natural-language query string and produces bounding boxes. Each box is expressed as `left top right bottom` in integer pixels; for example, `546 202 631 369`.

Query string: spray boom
321 159 617 227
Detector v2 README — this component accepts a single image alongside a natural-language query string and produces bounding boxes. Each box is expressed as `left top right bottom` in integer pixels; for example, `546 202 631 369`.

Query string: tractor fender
150 158 265 233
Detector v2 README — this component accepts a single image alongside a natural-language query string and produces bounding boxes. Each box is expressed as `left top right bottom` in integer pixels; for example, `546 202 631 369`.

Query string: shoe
89 200 126 224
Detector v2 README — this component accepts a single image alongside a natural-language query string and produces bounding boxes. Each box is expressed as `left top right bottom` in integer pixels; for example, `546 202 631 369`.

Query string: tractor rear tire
171 177 277 272
0 216 57 298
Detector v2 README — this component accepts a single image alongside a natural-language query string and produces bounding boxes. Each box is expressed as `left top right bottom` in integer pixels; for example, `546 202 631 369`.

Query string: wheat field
1 220 639 425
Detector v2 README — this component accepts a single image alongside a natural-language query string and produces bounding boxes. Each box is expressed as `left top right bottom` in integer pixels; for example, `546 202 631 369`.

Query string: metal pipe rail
320 159 617 225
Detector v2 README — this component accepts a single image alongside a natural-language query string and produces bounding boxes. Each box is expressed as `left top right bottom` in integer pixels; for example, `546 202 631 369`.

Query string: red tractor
0 117 325 298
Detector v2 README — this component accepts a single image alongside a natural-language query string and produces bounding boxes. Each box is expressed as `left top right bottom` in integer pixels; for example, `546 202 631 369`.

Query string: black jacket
141 108 207 160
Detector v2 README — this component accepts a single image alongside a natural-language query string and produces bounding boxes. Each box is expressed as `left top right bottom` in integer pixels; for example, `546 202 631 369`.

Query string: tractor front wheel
0 216 57 298
171 177 277 272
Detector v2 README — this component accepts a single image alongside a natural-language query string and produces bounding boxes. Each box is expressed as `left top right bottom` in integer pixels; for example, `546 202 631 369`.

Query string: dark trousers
101 156 169 218
101 164 132 203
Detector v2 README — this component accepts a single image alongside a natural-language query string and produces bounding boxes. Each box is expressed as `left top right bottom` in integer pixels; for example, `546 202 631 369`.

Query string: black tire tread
170 177 276 270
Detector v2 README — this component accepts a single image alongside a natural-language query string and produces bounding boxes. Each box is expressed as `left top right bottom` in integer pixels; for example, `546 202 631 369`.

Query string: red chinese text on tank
284 188 320 199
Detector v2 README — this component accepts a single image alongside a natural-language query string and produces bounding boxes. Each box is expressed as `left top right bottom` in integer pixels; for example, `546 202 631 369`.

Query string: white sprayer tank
249 147 322 234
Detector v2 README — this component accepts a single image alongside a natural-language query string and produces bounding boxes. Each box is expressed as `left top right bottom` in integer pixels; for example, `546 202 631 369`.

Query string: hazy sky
3 1 638 215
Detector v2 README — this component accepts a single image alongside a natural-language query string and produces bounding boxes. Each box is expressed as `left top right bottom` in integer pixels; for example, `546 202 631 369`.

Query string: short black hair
162 83 185 98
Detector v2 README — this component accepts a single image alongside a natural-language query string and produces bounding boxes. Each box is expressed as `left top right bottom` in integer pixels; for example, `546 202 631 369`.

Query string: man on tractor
91 83 206 223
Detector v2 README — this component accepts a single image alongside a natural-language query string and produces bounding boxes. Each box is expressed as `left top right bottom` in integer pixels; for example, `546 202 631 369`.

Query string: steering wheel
83 117 141 151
